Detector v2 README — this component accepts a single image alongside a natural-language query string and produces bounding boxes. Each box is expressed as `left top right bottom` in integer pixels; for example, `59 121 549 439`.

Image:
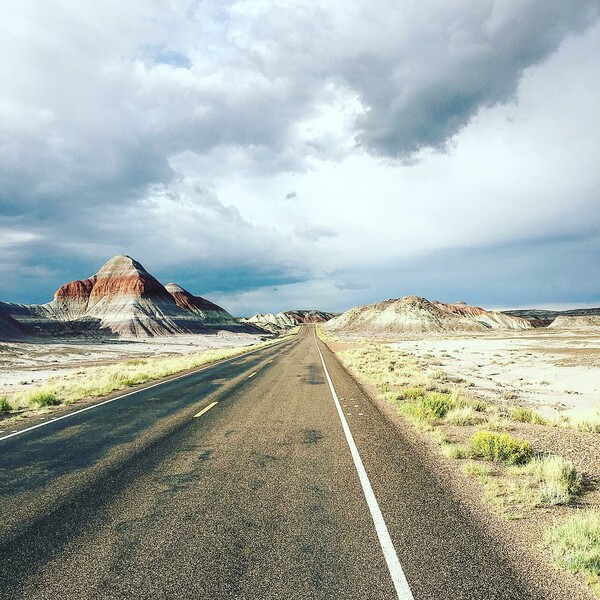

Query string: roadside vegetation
0 336 289 417
546 512 600 593
325 337 599 594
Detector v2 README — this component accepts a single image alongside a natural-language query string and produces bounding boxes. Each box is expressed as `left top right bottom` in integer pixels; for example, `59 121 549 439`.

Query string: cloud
294 225 338 242
0 2 598 312
336 1 599 156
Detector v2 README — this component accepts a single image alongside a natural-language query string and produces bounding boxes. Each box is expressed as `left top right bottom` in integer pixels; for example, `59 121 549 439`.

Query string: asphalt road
0 326 571 599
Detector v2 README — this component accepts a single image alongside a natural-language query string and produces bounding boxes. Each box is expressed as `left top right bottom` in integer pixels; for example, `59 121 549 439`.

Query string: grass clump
7 338 280 411
441 443 470 459
123 358 147 366
0 395 11 413
469 431 533 465
462 461 495 478
509 406 547 425
398 386 426 401
546 512 600 580
399 392 454 426
572 416 600 434
554 414 600 434
532 455 581 505
482 409 511 432
445 406 484 426
27 391 60 407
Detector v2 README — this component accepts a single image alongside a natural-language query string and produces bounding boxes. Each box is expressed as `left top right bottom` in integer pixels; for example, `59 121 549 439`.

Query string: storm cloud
0 1 598 313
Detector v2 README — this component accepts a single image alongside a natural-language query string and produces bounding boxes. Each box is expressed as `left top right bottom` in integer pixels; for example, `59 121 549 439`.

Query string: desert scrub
546 512 600 582
397 386 426 401
531 455 581 505
441 442 470 459
27 391 60 407
399 392 455 426
8 338 280 410
462 460 542 519
572 416 600 434
445 406 485 426
509 406 547 425
0 395 11 413
481 408 511 432
469 431 533 465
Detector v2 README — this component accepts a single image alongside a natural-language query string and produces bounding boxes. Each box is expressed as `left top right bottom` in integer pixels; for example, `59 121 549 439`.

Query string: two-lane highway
0 326 580 598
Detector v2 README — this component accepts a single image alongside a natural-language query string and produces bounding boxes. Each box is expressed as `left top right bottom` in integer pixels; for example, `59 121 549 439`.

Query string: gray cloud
336 1 599 156
0 1 598 312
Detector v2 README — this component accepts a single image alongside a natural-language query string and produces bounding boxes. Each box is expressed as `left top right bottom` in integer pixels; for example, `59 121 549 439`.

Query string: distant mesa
241 310 338 333
0 255 255 340
325 296 532 335
502 307 600 328
548 315 600 329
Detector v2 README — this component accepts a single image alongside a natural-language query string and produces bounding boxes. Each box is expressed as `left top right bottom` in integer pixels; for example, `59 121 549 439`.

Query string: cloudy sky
1 0 598 315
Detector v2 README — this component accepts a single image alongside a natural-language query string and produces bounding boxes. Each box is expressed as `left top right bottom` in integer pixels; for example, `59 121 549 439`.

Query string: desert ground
388 329 600 419
329 328 600 420
0 332 267 397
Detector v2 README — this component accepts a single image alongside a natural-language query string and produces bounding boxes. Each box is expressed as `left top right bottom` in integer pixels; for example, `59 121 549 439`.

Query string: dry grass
335 340 588 505
3 337 285 412
557 414 600 434
546 512 600 591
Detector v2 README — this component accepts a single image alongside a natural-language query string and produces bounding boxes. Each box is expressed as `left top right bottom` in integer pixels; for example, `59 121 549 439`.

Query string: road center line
193 401 219 418
314 329 414 600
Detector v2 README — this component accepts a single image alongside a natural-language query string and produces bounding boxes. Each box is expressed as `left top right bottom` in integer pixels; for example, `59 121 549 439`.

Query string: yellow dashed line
193 401 219 418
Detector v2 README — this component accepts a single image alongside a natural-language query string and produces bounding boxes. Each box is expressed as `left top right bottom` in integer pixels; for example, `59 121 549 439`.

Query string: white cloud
0 1 598 309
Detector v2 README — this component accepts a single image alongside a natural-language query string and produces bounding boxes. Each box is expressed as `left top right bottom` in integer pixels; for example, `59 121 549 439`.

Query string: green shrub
546 512 600 577
28 391 60 407
399 392 456 427
470 431 533 465
509 406 547 425
421 393 454 418
398 386 426 401
0 396 11 413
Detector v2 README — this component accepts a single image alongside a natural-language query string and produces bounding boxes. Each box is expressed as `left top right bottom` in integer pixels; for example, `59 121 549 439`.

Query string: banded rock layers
241 310 337 333
326 296 531 335
0 255 246 339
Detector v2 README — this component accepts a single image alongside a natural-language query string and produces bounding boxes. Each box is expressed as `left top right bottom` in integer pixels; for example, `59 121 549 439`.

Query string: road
0 326 570 599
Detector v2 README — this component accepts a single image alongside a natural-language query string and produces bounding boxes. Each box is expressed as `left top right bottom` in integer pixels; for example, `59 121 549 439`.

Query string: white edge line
314 329 414 600
0 339 286 443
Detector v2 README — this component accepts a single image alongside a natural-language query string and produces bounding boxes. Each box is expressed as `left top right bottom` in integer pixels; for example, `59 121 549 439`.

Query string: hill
242 310 337 333
0 255 248 339
326 296 531 335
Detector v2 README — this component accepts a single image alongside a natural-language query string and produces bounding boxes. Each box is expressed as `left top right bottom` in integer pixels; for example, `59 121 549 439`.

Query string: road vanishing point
1 326 560 599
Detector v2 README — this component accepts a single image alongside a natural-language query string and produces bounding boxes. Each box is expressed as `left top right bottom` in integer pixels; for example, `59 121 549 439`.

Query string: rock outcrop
0 255 246 339
326 296 532 335
503 307 600 327
241 309 336 333
165 283 238 326
434 301 531 330
548 315 600 329
0 304 32 340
